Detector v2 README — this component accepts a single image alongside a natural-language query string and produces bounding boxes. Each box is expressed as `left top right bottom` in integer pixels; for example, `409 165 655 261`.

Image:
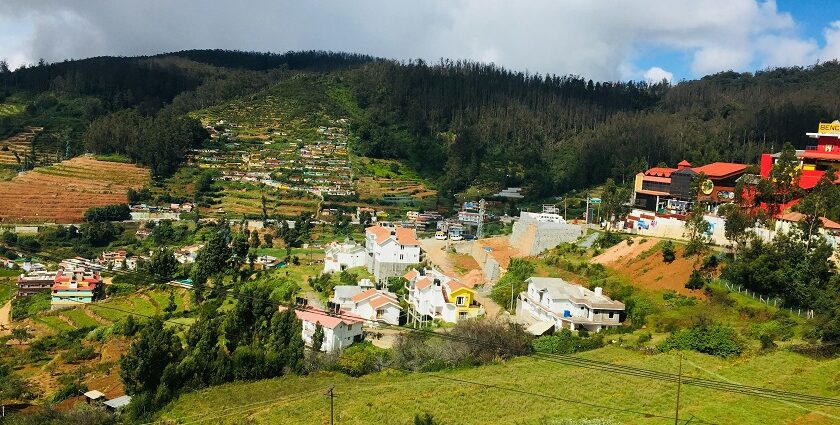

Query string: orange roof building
364 225 422 283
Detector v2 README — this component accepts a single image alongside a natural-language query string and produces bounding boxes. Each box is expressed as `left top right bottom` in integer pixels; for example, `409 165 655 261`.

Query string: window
609 312 614 319
455 296 466 306
399 254 404 260
459 311 468 320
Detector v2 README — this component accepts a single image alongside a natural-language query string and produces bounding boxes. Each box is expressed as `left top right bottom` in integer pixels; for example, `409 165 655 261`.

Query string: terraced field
0 155 149 223
0 127 46 166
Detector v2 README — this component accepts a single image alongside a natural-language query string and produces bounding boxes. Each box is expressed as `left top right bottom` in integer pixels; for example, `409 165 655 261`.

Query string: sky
0 0 839 83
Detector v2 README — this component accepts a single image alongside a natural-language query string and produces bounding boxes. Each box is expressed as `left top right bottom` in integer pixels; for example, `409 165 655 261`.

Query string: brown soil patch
0 156 149 223
593 237 703 298
451 253 479 273
476 236 524 269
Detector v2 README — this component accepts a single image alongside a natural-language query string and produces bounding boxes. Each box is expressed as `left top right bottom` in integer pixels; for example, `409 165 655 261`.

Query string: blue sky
0 1 839 82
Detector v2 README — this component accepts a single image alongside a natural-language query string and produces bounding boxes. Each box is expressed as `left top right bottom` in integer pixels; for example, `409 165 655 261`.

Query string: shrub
83 204 131 222
11 292 50 320
532 329 604 354
685 270 706 291
337 342 389 377
658 323 742 357
661 241 676 263
593 232 626 249
61 345 97 363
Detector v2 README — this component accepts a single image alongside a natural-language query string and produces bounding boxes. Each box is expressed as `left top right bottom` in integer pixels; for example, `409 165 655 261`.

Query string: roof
415 277 433 290
333 285 363 300
776 212 840 230
84 390 105 400
642 175 671 184
526 277 624 310
368 293 400 309
525 321 555 336
677 160 693 167
293 306 364 329
351 288 378 303
645 167 677 178
404 269 419 280
691 162 747 179
103 395 132 409
444 279 473 293
635 189 670 196
365 225 420 246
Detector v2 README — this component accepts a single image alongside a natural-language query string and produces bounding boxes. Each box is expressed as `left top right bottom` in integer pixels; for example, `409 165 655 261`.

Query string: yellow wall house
405 268 484 324
446 281 483 322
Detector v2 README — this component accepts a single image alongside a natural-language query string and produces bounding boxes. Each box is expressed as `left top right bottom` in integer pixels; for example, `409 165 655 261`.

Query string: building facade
293 307 365 353
50 268 103 310
365 225 421 283
323 240 367 274
17 270 57 297
517 277 624 332
405 269 483 324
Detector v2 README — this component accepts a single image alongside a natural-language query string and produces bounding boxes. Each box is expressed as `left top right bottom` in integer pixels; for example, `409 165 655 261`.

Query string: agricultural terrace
0 156 149 223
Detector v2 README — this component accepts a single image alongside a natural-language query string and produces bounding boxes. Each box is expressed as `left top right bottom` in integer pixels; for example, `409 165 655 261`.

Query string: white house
365 225 422 283
292 306 365 353
347 288 402 325
517 277 624 333
404 269 482 325
323 240 366 274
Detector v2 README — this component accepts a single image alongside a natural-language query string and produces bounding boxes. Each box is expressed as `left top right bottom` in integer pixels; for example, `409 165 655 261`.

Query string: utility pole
326 386 335 425
585 197 590 227
476 199 486 239
674 353 683 425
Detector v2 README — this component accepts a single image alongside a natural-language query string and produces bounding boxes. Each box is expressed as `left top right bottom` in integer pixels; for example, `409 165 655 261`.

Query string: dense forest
2 50 840 195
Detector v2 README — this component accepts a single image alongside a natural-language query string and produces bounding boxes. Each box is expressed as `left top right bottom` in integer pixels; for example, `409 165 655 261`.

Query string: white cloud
0 0 836 80
643 66 673 83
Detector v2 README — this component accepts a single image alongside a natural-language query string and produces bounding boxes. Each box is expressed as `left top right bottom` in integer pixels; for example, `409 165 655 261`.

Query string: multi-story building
517 277 624 333
17 270 57 297
632 160 747 215
404 268 482 324
346 288 402 325
50 268 103 310
364 225 421 283
292 306 364 353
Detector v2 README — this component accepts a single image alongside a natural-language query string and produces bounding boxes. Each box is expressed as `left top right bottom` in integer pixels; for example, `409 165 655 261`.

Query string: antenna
476 199 486 239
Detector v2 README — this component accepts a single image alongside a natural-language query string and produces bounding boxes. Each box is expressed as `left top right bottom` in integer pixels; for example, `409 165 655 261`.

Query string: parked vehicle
463 234 476 240
435 231 448 240
449 233 464 241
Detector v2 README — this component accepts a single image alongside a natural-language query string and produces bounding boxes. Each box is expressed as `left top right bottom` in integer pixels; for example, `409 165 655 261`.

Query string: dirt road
0 299 11 335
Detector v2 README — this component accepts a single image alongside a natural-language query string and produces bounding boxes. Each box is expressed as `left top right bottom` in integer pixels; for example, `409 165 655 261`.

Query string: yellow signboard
818 121 840 134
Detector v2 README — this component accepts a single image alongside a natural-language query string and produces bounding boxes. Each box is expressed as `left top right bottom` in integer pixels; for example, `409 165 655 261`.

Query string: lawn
157 346 840 425
60 308 101 328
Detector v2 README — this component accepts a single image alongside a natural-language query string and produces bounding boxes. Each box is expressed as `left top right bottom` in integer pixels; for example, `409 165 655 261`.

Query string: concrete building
17 270 57 297
346 288 402 325
405 269 483 324
323 240 366 274
292 306 365 353
517 277 624 332
364 225 421 283
50 268 103 310
510 212 585 256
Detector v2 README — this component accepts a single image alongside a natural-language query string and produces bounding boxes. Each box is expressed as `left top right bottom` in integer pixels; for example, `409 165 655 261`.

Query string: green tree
685 269 706 291
718 203 752 259
312 324 325 352
120 318 183 395
147 247 178 282
11 327 33 345
599 178 630 229
490 258 535 311
163 290 177 318
661 241 676 263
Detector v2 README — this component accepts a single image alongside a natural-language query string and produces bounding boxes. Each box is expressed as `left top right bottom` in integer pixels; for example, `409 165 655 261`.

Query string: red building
760 120 840 190
633 160 747 215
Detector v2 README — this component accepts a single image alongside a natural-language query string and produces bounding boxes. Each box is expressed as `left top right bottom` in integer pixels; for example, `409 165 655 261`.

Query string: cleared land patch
0 155 149 223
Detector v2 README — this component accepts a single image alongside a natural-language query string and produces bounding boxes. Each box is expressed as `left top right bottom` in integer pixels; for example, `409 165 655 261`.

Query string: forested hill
2 50 840 196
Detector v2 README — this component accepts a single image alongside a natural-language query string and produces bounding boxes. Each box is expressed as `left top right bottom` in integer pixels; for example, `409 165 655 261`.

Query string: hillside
3 51 840 200
158 346 840 425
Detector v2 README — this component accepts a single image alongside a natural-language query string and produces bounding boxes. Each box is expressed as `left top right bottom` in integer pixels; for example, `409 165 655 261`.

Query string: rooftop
526 277 624 310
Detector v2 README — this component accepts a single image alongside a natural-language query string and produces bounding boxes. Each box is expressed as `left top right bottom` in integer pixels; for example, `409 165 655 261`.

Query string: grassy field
157 346 840 425
0 102 25 116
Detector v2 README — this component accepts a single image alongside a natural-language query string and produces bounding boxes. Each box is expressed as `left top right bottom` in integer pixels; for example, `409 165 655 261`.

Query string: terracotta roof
351 288 378 303
369 294 399 309
293 307 363 329
404 269 419 280
677 160 692 167
445 280 472 293
415 277 433 290
776 211 840 230
645 167 677 177
800 151 840 161
365 225 420 246
691 162 747 179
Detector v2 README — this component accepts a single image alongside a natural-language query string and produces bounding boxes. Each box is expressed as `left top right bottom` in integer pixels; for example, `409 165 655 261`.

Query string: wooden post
674 353 683 425
326 387 335 425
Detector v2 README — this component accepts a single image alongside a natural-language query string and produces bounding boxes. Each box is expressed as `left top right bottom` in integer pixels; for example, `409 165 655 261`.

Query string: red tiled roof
677 160 692 167
801 151 840 161
369 294 399 309
404 269 419 280
691 162 747 179
776 211 840 230
645 167 677 177
415 277 433 290
365 225 419 246
636 189 670 196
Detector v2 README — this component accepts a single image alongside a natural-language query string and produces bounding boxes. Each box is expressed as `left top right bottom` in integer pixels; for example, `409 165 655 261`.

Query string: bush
11 292 50 320
661 241 676 263
83 204 131 222
337 342 389 377
685 270 707 291
658 323 742 357
532 329 604 354
61 345 97 363
593 232 626 249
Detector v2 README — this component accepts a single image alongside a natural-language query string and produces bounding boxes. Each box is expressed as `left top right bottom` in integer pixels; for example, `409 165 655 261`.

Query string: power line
19 246 840 410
